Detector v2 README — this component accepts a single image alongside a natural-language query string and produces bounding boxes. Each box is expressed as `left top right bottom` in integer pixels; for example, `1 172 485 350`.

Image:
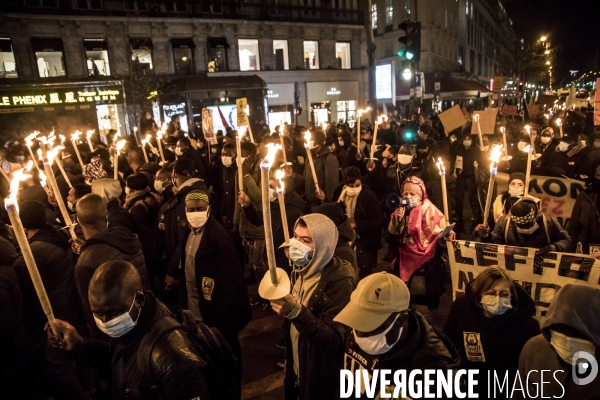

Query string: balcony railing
10 0 364 25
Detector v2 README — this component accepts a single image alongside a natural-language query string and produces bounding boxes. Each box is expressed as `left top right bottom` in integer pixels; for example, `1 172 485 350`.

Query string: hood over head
83 226 142 256
0 237 17 266
92 178 122 202
294 213 338 280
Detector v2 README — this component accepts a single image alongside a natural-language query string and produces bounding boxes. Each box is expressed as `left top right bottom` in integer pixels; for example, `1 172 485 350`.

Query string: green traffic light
398 50 405 57
405 132 413 139
406 52 414 60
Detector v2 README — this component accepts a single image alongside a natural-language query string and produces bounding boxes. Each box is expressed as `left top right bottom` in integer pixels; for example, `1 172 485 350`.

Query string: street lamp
402 68 412 81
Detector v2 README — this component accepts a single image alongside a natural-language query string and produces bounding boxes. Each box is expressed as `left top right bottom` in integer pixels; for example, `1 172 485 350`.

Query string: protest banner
501 105 518 116
493 173 585 229
202 108 214 140
471 109 498 134
527 105 540 117
448 240 600 322
236 97 248 126
438 105 467 134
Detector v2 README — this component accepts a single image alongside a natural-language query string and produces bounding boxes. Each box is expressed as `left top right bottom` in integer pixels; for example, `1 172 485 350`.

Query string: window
335 42 351 69
130 38 153 74
171 39 194 75
337 100 356 126
303 41 319 69
371 4 377 30
84 39 110 76
0 38 17 78
273 40 289 70
238 39 260 71
385 0 393 28
207 38 228 72
32 38 65 78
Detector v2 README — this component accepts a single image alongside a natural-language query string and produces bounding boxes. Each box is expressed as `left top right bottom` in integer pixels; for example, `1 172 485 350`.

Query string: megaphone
386 193 413 210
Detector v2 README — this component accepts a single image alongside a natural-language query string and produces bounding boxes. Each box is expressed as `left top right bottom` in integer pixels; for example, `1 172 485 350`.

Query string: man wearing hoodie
75 193 150 338
335 272 460 399
270 214 356 400
517 284 600 398
304 130 340 208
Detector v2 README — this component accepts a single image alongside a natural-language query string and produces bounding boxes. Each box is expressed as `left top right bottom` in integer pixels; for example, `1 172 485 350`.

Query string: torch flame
304 131 312 149
25 131 39 148
23 160 34 173
72 130 82 141
58 134 66 144
490 145 503 163
46 145 63 166
116 139 126 152
275 169 285 194
555 118 562 126
263 143 281 169
142 134 152 145
377 115 388 124
435 157 445 175
473 114 480 122
48 130 56 147
524 125 531 135
8 168 32 210
86 130 94 140
321 122 328 131
500 126 505 133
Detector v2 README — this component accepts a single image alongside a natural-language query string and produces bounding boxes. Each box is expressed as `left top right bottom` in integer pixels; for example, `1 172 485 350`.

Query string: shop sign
0 86 123 107
326 87 341 96
266 90 279 99
376 63 392 99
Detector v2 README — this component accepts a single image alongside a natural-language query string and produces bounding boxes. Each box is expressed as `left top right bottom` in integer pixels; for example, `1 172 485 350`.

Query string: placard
501 105 518 116
438 105 467 134
471 109 498 135
236 97 248 126
528 105 540 117
202 108 214 140
449 240 600 322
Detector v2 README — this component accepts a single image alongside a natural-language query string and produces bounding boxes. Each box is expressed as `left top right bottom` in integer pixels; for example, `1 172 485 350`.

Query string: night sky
504 0 600 85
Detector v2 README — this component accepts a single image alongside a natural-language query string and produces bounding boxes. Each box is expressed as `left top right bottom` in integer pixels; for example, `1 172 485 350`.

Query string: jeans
242 238 267 279
454 174 479 219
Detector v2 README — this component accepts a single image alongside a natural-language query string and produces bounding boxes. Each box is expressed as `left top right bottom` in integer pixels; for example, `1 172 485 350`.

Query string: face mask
481 145 489 152
269 188 276 202
222 156 233 168
557 141 570 152
397 154 413 165
550 329 596 366
480 294 512 316
517 142 527 151
289 237 312 267
541 137 552 144
125 187 131 195
406 197 419 210
353 314 402 355
175 148 184 156
508 188 524 197
594 141 600 148
94 295 140 338
154 180 166 193
516 222 539 235
187 210 209 229
345 186 361 197
15 155 25 162
338 140 344 147
463 140 472 148
67 200 75 211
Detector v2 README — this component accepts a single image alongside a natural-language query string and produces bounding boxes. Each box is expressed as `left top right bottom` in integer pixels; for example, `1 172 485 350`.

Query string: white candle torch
140 135 150 163
275 169 290 246
258 144 291 300
474 114 484 150
5 168 60 336
24 131 41 173
236 128 244 193
435 157 450 223
523 145 533 197
143 133 158 161
556 118 563 138
279 131 288 166
70 131 85 169
114 139 126 180
482 145 503 228
133 126 140 146
500 126 512 161
370 115 387 161
44 146 76 239
86 130 95 152
304 130 320 194
356 107 371 156
156 130 166 164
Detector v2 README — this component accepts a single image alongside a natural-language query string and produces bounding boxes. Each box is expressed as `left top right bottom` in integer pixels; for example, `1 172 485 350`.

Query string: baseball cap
334 272 410 332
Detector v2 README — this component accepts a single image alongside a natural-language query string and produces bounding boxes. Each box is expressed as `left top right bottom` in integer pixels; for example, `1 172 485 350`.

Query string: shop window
335 42 351 69
273 40 289 70
84 39 110 76
303 41 319 70
311 101 330 125
371 4 377 30
171 38 195 75
337 100 356 125
130 38 153 74
207 38 228 72
238 39 260 71
32 38 66 78
0 39 18 78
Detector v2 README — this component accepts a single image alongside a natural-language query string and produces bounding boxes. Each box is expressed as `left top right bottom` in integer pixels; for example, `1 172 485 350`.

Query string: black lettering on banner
533 252 557 275
529 178 541 195
571 182 585 199
534 283 561 307
515 280 533 297
543 178 567 198
475 243 499 267
453 241 474 265
503 246 528 271
458 270 475 291
557 255 594 282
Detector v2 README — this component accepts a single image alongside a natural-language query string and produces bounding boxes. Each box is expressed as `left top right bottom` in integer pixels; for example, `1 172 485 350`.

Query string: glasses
483 290 512 298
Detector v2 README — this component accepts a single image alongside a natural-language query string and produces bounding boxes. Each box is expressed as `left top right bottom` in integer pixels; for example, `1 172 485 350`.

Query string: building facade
0 0 368 137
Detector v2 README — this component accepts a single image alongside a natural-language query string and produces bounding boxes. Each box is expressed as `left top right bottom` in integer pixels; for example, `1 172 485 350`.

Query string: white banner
449 240 600 321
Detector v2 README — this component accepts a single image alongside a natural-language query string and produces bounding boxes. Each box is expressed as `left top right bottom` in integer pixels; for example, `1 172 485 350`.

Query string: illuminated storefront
306 81 359 126
0 80 128 140
266 83 294 132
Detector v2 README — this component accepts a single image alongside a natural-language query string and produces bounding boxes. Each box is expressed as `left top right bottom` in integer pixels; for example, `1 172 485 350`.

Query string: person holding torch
303 130 339 209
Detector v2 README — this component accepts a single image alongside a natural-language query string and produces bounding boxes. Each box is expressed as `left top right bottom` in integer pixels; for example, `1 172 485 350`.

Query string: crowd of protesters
0 102 599 400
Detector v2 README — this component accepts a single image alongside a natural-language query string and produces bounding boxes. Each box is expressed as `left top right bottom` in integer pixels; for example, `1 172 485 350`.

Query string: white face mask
269 188 276 202
67 200 75 211
480 294 512 316
175 147 184 156
541 137 552 144
463 140 472 148
508 188 524 197
94 295 140 338
581 140 587 147
289 237 312 267
406 197 419 210
397 154 413 165
221 156 233 168
186 210 209 229
550 329 597 366
481 145 489 152
557 141 570 152
516 222 538 234
353 314 403 355
154 180 166 193
345 186 362 197
338 140 344 147
594 141 600 148
125 187 131 195
15 155 25 162
517 142 527 151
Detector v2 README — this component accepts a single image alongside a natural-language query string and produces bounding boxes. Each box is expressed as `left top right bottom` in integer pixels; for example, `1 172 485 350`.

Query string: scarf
566 142 586 158
337 186 359 220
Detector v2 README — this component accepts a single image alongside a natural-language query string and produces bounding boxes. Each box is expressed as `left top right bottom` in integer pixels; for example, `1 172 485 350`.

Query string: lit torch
86 130 95 152
304 130 320 195
369 114 387 161
555 118 563 138
435 158 449 223
523 145 533 197
140 135 150 163
114 139 126 180
70 131 85 169
356 106 371 157
24 131 41 173
500 126 511 161
275 169 290 246
482 145 503 228
236 128 245 193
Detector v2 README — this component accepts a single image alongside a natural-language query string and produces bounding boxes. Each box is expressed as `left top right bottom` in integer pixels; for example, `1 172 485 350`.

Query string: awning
31 38 64 52
396 75 492 100
207 37 229 49
0 38 12 53
84 39 108 51
161 75 266 94
130 38 153 50
171 38 196 49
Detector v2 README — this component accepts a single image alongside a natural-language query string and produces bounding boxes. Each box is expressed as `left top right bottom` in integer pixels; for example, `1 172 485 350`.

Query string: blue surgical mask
94 295 140 338
480 294 512 316
289 238 312 267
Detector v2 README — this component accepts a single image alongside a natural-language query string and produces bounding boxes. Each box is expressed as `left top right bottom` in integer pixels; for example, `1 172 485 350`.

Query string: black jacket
488 213 571 250
13 224 84 337
444 282 540 397
284 256 356 400
173 217 252 335
76 227 150 338
75 291 211 400
568 190 600 253
332 185 382 248
304 146 340 205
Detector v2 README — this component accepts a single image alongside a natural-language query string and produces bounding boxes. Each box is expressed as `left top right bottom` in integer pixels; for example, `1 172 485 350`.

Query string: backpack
136 310 240 400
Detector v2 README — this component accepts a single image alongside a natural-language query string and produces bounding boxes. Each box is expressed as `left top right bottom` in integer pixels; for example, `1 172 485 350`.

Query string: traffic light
398 21 421 61
403 121 419 144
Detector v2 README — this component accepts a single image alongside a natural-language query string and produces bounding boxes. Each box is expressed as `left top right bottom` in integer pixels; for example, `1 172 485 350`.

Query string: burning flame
555 118 562 126
357 107 371 118
7 168 32 210
23 160 34 173
25 131 39 148
435 157 445 175
275 169 285 194
58 135 66 145
72 130 82 141
116 139 126 152
377 115 388 124
263 143 281 169
86 130 94 140
142 134 152 145
490 145 503 163
321 122 328 131
524 125 531 135
473 114 480 122
304 131 312 149
500 126 505 134
46 145 63 166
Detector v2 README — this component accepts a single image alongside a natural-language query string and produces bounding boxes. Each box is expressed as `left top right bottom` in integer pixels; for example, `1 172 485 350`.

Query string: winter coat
13 224 84 337
172 216 252 336
76 227 150 338
516 284 600 399
539 144 588 179
488 213 571 251
233 158 264 239
342 310 460 399
125 190 159 229
0 237 34 382
332 184 382 249
454 143 478 178
75 291 211 400
180 147 209 182
304 146 340 205
444 281 540 397
284 256 356 400
568 190 600 253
